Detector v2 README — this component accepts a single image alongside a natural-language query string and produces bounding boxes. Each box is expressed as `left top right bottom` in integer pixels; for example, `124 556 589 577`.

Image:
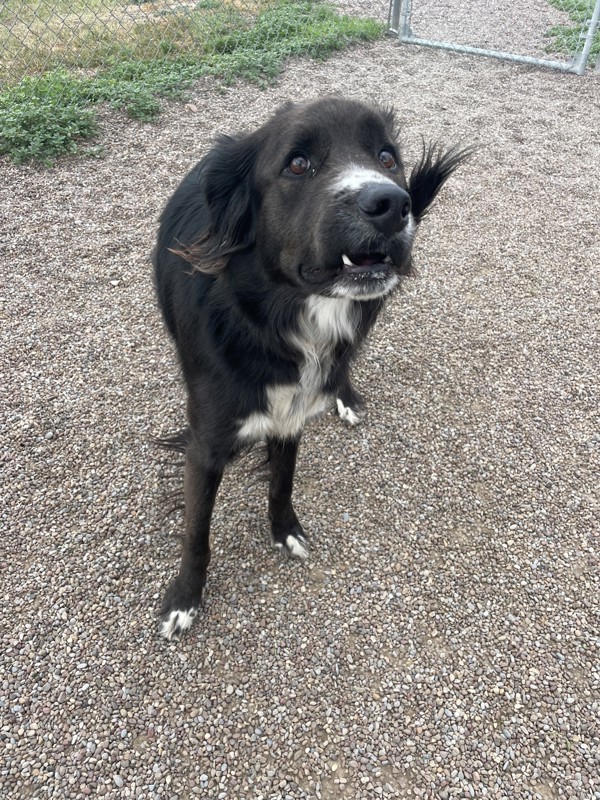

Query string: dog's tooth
342 254 355 267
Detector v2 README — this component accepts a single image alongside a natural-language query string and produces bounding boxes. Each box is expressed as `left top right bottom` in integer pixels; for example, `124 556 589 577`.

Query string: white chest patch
237 296 357 442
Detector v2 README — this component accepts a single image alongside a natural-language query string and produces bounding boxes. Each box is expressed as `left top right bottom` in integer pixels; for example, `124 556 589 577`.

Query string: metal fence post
574 0 600 75
400 0 412 39
389 0 410 36
389 0 400 34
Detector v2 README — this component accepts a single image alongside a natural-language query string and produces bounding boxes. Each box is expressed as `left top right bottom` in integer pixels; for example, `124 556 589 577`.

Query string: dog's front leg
159 445 223 641
267 436 308 560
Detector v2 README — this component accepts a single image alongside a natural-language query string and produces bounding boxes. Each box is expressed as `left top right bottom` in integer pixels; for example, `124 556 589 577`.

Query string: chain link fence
2 0 599 88
390 0 600 74
0 0 387 86
1 0 597 163
0 0 389 161
2 0 597 89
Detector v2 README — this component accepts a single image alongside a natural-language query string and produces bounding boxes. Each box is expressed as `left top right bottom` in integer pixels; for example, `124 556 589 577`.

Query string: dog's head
190 97 469 300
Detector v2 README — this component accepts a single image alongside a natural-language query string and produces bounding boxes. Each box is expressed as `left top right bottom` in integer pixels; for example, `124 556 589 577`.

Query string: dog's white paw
336 398 363 426
159 607 198 641
285 533 309 560
274 532 309 560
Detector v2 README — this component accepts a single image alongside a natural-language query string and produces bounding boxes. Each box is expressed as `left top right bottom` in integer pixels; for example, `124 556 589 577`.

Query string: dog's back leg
327 349 366 427
335 380 365 426
268 436 309 560
159 442 224 641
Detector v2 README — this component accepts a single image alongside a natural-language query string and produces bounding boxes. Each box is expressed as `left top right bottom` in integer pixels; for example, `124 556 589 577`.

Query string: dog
153 96 467 640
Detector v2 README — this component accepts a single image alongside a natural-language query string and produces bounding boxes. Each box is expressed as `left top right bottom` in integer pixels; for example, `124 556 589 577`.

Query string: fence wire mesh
0 0 389 161
391 0 600 74
1 0 597 163
0 0 387 87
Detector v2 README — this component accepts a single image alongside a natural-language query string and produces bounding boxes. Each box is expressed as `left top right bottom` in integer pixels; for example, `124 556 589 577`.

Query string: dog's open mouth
332 252 399 299
341 253 392 272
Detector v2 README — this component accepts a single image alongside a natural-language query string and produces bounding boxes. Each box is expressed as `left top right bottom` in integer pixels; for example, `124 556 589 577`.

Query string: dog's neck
295 295 357 356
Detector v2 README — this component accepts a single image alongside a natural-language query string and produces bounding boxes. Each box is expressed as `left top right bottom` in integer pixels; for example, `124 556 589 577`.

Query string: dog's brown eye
379 150 397 170
288 155 310 175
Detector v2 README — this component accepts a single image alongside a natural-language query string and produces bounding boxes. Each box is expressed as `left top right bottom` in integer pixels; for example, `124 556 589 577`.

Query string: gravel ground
1 35 600 800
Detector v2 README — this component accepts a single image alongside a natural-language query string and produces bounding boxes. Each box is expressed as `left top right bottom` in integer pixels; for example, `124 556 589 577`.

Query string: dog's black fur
153 96 467 640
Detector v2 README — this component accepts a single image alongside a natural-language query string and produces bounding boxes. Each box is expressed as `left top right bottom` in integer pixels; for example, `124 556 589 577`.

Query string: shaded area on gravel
1 42 599 800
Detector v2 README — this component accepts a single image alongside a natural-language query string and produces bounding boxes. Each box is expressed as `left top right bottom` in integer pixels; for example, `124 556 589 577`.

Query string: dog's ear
184 131 262 272
409 145 472 222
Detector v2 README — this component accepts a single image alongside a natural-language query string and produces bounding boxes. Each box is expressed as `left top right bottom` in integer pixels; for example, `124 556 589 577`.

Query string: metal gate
389 0 600 75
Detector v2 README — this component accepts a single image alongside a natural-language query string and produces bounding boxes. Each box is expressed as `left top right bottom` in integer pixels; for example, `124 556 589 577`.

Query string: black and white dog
153 96 467 640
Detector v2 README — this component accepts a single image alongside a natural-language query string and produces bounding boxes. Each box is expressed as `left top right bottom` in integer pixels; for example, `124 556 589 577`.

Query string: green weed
0 71 96 164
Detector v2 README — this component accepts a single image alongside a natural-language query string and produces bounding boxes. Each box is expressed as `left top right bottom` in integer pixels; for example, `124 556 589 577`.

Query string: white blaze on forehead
331 166 398 194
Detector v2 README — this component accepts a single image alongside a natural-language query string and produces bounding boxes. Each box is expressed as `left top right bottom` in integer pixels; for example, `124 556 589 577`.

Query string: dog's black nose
356 183 412 235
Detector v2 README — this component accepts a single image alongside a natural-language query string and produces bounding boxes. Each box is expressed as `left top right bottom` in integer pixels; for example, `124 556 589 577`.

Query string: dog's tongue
342 253 386 268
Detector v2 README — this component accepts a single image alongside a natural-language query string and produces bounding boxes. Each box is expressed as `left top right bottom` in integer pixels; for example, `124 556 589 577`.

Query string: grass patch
0 72 98 163
0 0 384 164
546 0 599 66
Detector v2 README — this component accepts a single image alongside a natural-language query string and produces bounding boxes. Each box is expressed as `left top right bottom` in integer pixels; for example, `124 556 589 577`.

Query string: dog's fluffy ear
192 131 262 271
409 145 472 222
